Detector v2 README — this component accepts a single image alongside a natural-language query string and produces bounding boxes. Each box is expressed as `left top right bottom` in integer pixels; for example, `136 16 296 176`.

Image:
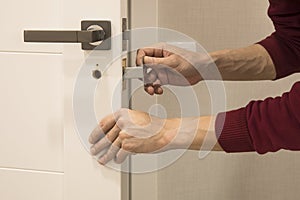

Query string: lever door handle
123 66 144 80
24 30 105 43
23 20 112 50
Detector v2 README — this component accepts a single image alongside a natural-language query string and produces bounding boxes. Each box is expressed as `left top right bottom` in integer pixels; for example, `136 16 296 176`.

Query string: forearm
209 44 276 81
185 45 275 152
165 116 224 151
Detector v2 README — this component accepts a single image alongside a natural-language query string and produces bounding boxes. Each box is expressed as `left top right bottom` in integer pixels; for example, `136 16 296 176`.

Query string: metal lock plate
81 20 111 50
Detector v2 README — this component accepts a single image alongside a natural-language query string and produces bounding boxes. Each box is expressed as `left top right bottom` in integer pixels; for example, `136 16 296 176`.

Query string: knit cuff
215 108 255 153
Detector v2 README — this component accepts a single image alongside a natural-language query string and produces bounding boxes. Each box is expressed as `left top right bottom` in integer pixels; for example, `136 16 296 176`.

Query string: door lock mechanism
24 20 111 50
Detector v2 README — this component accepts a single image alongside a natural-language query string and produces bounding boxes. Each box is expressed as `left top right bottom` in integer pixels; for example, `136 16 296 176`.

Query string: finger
89 113 116 144
154 85 163 95
145 46 172 57
115 148 131 164
136 48 162 66
137 48 163 58
98 138 122 165
136 49 145 66
136 47 172 66
144 85 155 95
144 67 158 85
90 125 121 155
157 69 169 85
144 56 170 66
89 126 105 144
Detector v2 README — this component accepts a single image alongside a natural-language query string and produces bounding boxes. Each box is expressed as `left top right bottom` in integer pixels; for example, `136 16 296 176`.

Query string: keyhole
92 69 102 79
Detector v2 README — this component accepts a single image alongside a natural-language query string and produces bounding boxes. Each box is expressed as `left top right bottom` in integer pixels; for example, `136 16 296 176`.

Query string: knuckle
116 119 126 129
106 133 114 143
112 144 120 152
136 48 144 56
150 57 156 64
122 140 134 152
119 132 128 140
106 128 118 142
171 54 180 61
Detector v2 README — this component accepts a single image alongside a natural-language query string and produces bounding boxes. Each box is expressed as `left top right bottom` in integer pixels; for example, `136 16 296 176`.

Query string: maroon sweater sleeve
215 0 300 154
258 0 300 79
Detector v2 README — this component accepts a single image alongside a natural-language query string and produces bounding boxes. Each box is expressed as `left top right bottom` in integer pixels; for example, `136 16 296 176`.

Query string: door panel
0 0 125 199
0 0 63 53
0 168 63 200
0 52 63 172
63 0 123 199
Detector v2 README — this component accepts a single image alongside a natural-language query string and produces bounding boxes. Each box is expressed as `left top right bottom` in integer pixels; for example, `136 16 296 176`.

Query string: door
0 0 126 200
63 0 125 200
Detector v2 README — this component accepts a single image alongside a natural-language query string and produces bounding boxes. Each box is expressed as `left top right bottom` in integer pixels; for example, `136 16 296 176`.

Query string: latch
122 18 130 51
91 65 144 81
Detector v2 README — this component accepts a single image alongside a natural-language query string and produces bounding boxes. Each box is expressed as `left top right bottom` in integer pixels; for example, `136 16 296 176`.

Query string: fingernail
89 136 93 144
98 158 104 165
90 147 96 155
99 122 104 128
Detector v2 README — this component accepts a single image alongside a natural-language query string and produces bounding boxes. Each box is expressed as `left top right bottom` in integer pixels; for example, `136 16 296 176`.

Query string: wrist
188 116 213 151
161 118 181 150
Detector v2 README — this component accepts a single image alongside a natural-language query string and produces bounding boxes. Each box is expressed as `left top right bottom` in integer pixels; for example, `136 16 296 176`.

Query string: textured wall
157 1 300 200
131 1 300 200
130 1 159 200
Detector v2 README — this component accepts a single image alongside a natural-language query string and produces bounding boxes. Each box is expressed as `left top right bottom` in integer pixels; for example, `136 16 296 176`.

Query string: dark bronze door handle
24 30 105 43
23 20 112 50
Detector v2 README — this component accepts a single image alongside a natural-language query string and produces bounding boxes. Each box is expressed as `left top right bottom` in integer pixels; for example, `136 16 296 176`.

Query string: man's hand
137 44 277 96
137 43 212 95
89 109 179 165
89 108 223 165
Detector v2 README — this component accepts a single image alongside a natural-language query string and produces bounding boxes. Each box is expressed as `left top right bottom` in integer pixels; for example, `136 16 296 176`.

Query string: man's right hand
136 43 212 95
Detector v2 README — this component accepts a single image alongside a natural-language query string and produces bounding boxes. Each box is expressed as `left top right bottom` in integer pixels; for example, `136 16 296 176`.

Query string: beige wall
131 0 300 200
158 0 273 52
130 1 159 200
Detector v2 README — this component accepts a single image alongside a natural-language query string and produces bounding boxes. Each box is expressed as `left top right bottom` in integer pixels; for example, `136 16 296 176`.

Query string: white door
0 0 126 200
